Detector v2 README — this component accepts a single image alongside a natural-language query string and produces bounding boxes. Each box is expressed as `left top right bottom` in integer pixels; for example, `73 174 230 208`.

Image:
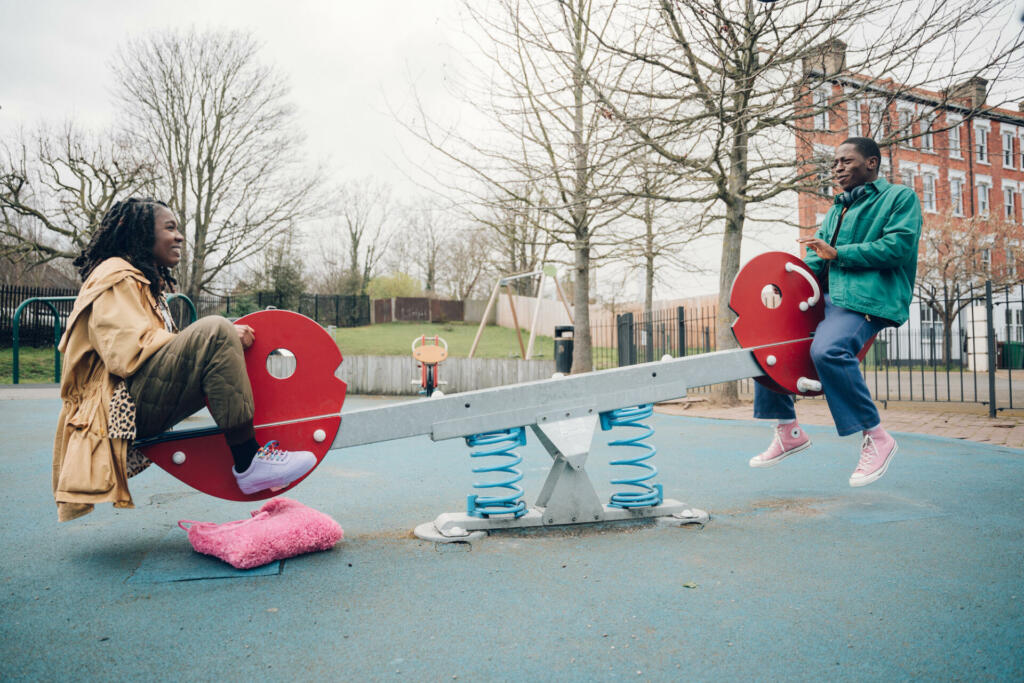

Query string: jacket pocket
57 426 115 494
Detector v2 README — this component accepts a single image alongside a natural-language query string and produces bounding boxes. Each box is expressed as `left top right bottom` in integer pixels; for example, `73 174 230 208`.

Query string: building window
1008 247 1018 280
813 86 829 131
950 178 964 216
869 101 885 138
900 169 915 187
921 117 934 153
898 109 914 147
978 183 990 216
1007 187 1018 222
922 174 936 212
1004 131 1016 168
976 127 989 163
847 99 860 136
1006 309 1023 343
921 306 942 351
949 120 961 158
981 247 992 273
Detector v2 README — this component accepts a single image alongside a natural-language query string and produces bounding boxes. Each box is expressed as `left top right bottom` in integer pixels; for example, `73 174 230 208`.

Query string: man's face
831 143 878 192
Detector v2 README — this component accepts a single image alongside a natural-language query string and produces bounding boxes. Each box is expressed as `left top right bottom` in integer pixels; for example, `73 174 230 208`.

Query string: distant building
796 42 1024 276
795 42 1024 365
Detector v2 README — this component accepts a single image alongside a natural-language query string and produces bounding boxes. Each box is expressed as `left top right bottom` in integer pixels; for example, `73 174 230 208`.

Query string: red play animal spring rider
411 334 448 397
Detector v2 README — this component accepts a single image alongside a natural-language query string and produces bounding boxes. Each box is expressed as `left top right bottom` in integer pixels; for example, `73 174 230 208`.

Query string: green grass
332 321 556 359
2 322 559 384
1 346 61 384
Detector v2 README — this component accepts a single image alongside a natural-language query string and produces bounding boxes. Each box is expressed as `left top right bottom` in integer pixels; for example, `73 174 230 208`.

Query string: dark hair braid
73 197 178 299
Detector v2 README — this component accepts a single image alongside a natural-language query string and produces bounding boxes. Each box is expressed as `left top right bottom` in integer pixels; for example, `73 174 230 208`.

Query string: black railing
593 282 1024 411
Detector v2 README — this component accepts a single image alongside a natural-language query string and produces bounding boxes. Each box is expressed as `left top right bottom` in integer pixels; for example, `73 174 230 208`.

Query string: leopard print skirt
109 380 152 478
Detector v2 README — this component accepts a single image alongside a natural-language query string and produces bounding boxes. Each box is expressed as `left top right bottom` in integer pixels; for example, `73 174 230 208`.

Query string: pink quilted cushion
179 498 344 569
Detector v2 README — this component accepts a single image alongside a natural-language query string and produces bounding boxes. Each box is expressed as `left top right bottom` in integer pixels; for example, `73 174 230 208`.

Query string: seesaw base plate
414 500 710 543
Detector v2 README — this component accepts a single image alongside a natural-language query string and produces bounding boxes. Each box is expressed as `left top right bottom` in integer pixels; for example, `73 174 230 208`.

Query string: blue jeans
753 295 888 437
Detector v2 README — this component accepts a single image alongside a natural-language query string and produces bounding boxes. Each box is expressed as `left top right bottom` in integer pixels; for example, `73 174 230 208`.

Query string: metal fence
592 281 1024 412
3 284 371 347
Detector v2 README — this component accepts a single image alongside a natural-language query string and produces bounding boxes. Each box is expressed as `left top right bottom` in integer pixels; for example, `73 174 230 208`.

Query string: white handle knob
796 376 822 392
785 261 821 311
172 451 186 465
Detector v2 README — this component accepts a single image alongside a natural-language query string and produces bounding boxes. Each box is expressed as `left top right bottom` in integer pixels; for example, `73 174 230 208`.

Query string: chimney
948 77 988 108
802 38 847 77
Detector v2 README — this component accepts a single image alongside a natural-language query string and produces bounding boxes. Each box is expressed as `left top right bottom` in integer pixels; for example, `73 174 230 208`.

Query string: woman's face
152 206 184 268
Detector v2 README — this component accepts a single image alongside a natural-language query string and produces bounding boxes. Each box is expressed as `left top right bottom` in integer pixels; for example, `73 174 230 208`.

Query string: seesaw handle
785 261 820 312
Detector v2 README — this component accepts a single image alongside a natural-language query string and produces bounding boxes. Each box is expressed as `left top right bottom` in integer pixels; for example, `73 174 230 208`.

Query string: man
749 137 922 487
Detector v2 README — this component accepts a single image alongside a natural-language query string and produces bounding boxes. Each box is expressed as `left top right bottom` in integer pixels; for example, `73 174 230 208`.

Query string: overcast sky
2 1 1023 301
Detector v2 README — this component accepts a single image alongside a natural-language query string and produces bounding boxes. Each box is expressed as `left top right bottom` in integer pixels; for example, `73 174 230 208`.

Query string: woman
53 198 315 522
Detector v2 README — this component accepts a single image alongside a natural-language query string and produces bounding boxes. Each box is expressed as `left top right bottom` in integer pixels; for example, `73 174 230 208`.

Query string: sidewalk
656 395 1024 449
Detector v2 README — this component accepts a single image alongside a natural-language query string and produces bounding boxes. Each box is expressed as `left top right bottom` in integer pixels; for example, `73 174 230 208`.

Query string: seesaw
137 252 871 542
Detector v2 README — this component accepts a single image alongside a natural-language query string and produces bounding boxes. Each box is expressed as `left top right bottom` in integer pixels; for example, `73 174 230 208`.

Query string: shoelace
857 435 878 471
255 440 287 462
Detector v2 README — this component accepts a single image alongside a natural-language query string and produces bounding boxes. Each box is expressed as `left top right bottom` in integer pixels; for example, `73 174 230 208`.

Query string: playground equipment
411 334 448 397
468 265 572 360
11 293 197 383
136 252 849 541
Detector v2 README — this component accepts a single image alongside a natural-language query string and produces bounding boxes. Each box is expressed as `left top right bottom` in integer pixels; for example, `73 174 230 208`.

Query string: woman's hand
797 237 837 261
234 324 255 350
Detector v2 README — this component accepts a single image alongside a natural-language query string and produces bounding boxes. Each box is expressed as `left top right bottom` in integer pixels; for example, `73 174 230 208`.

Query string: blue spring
465 427 528 518
600 404 663 509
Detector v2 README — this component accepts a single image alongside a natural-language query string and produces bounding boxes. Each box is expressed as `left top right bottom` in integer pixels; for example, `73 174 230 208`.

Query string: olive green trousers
127 316 255 443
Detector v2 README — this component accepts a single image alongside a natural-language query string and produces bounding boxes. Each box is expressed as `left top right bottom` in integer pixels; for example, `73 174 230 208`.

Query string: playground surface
1 390 1022 681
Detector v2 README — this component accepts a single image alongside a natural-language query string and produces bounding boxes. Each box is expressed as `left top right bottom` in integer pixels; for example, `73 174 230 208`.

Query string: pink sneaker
849 429 897 487
749 423 811 468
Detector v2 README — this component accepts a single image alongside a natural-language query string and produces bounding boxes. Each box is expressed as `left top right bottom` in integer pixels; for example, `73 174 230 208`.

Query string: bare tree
578 0 1023 402
917 212 1023 366
0 122 157 266
471 190 556 296
618 155 711 313
329 178 395 295
439 227 494 300
406 0 642 372
113 28 323 300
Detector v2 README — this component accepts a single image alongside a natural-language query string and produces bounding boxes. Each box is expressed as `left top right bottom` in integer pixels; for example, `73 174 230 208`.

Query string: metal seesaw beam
333 345 768 449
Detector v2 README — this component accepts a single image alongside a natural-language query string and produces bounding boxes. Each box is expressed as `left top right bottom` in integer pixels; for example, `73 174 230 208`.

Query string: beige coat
52 258 175 522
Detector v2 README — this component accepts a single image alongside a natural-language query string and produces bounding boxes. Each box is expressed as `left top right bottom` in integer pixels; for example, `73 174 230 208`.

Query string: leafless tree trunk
113 28 323 300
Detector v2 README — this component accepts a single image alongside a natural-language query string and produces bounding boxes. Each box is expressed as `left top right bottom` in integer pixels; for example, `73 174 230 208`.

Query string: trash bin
1004 341 1024 369
554 325 574 374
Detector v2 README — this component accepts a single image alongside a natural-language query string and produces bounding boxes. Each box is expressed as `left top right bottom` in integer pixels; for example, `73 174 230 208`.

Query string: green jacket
804 177 922 325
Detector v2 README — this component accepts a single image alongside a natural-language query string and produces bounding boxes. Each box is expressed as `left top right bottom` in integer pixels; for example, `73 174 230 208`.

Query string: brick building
796 46 1024 278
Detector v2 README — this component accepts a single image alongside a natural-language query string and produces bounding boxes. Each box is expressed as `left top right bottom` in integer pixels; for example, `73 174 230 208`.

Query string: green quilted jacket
804 177 922 325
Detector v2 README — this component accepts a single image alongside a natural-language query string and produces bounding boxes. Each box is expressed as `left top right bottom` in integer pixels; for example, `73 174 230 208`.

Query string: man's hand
797 237 837 261
234 324 255 350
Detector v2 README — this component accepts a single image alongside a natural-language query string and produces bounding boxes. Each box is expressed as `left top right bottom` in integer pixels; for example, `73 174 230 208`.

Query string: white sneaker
233 440 317 495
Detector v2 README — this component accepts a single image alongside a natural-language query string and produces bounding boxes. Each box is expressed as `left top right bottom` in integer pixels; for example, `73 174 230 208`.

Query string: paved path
2 392 1022 680
657 396 1024 450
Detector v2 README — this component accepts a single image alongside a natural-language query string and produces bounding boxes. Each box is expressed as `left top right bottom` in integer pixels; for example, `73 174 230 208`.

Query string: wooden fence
268 353 555 395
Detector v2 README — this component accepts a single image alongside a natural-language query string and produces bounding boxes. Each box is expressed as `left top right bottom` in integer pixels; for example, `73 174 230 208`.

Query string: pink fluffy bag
178 498 344 569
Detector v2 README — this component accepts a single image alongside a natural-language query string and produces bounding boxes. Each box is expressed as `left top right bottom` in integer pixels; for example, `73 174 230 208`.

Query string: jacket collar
833 176 888 205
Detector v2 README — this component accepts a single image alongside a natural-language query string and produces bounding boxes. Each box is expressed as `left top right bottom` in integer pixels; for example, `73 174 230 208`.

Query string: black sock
230 438 260 472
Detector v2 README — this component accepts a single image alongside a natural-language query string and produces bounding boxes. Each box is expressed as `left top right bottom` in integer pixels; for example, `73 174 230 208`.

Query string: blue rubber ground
2 395 1022 681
